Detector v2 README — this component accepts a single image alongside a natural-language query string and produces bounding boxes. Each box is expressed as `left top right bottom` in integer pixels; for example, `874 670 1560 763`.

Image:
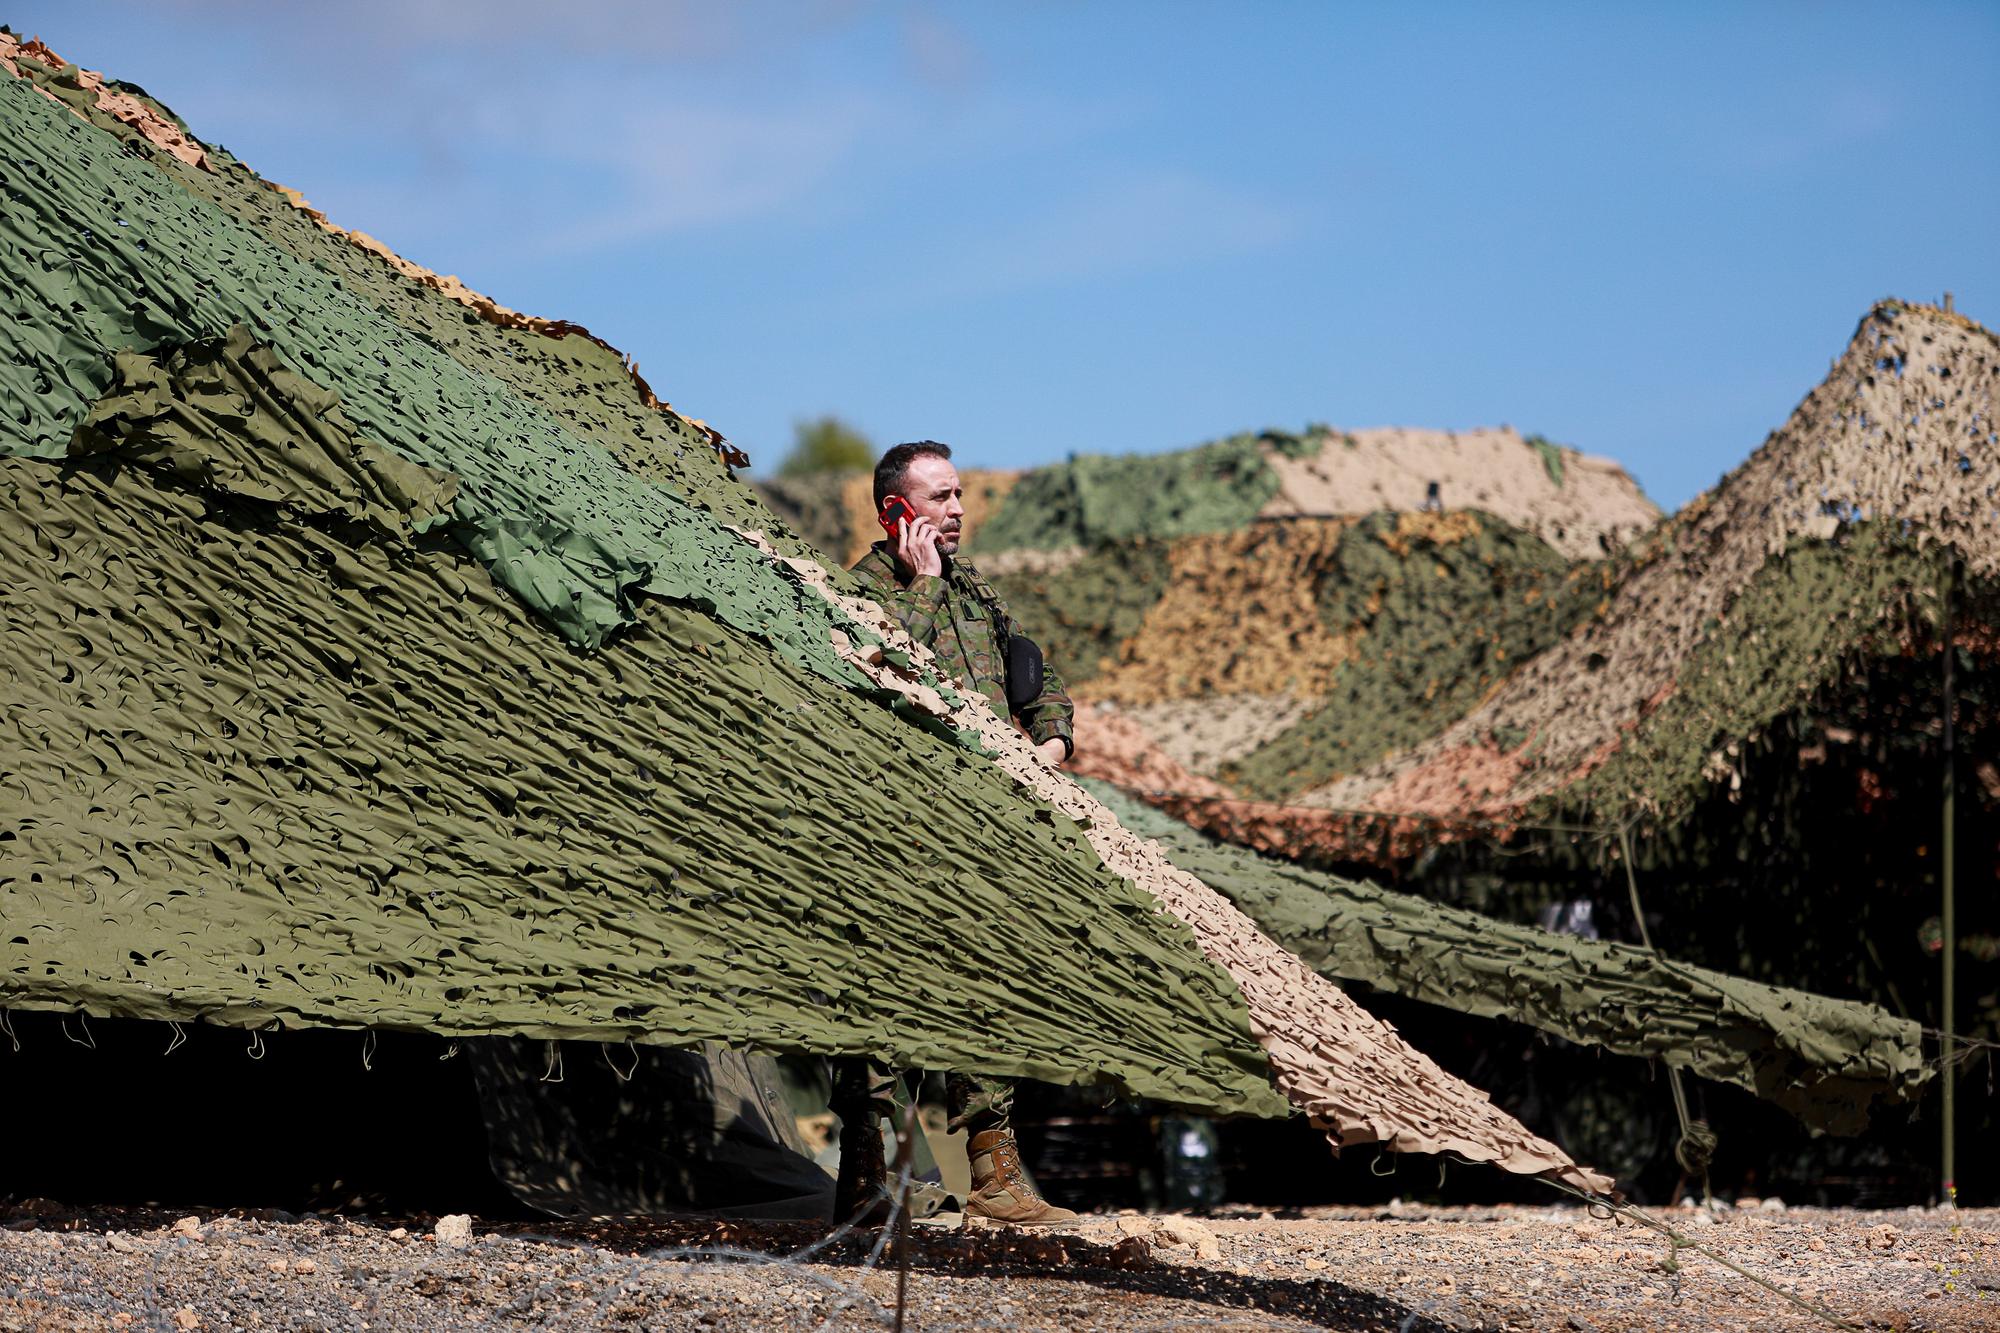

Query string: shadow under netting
0 1012 516 1215
0 1015 833 1220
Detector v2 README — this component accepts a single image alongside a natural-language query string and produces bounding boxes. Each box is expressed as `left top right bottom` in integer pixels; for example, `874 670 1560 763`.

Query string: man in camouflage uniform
836 440 1076 1226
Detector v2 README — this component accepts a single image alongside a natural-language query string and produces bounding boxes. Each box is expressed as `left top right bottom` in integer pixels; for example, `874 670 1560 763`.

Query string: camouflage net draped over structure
971 431 1301 554
1079 780 1929 1135
984 304 1996 896
1253 426 1659 561
0 46 1283 1115
803 565 1610 1192
0 439 1294 1109
1297 302 1999 830
992 304 1997 1180
2 36 1621 1190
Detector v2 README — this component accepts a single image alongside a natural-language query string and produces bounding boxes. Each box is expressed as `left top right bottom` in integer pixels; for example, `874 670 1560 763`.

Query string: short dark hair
874 440 953 508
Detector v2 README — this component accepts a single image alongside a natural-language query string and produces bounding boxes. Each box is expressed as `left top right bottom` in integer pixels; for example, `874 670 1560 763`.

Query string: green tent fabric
0 65 1289 1122
1079 779 1930 1133
0 438 1284 1114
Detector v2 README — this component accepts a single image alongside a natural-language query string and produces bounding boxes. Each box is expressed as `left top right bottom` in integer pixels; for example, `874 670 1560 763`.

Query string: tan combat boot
965 1128 1077 1225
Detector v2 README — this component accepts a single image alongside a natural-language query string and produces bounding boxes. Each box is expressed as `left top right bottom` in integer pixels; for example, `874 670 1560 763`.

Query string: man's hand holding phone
894 513 944 579
879 494 943 580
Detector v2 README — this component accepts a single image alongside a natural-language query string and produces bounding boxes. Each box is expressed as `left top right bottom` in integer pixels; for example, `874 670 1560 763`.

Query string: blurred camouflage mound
778 303 1992 1196
1047 304 1998 932
756 331 1989 1176
759 422 1657 567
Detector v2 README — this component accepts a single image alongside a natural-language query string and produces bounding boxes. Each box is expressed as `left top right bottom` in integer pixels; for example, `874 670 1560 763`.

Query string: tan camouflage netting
1255 427 1660 560
759 535 1612 1193
1302 302 1998 824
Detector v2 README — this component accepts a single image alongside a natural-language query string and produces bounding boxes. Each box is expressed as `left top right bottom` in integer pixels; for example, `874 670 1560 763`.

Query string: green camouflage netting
970 431 1303 553
1216 510 1606 800
1080 780 1930 1134
0 60 1289 1119
1 40 1692 1192
0 64 836 657
1559 525 1954 822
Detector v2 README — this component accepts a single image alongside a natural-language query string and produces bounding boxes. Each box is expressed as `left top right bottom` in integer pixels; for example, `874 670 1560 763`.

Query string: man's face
900 454 966 554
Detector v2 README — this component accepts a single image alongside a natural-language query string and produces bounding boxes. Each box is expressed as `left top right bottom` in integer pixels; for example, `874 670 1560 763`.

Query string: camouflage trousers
831 1060 1013 1135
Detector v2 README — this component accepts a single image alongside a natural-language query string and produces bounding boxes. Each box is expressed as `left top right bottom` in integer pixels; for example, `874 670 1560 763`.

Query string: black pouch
1005 634 1045 710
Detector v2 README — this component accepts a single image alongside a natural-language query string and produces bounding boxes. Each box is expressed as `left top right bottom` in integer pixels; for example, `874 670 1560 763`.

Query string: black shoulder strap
951 561 1009 626
953 560 1044 709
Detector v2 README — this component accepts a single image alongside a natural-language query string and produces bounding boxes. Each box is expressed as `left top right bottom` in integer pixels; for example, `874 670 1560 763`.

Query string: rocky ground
2 1199 1992 1331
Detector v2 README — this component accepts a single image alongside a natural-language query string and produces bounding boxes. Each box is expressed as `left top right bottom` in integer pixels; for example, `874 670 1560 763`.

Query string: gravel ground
2 1200 1994 1331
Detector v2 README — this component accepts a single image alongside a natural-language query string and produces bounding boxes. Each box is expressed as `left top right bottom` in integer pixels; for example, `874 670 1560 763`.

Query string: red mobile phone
878 494 918 534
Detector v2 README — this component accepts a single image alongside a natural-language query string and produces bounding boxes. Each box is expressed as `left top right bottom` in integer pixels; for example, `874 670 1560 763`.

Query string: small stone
106 1233 137 1253
1735 1197 1761 1210
1303 1257 1326 1272
1808 1238 1826 1252
292 1259 316 1275
172 1216 202 1239
1113 1215 1149 1238
1760 1197 1788 1213
389 1227 409 1241
1926 1288 1944 1300
434 1214 474 1249
112 1316 134 1328
266 1259 287 1274
1107 1236 1152 1269
172 1308 200 1331
1152 1216 1221 1261
1573 1245 1601 1261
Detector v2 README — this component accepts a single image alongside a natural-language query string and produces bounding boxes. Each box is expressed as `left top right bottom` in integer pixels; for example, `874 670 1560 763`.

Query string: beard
937 524 962 554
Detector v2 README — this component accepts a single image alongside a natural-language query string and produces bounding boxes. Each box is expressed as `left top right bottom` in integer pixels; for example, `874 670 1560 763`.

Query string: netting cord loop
602 1040 639 1083
1621 822 1716 1200
1539 1176 1859 1331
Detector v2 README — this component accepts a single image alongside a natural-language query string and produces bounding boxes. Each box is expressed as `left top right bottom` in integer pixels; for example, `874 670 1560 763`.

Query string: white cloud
524 95 887 254
869 169 1308 307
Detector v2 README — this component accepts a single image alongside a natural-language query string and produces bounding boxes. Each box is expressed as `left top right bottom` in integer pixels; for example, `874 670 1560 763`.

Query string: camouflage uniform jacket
851 542 1075 760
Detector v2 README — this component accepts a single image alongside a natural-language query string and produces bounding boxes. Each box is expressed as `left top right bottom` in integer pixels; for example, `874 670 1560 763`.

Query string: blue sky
13 1 1998 509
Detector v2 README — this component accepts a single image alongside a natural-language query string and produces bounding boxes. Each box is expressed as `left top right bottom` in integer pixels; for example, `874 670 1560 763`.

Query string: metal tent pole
1942 557 1958 1206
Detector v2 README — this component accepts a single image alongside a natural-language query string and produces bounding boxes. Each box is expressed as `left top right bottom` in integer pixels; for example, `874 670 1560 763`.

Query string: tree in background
779 415 874 476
